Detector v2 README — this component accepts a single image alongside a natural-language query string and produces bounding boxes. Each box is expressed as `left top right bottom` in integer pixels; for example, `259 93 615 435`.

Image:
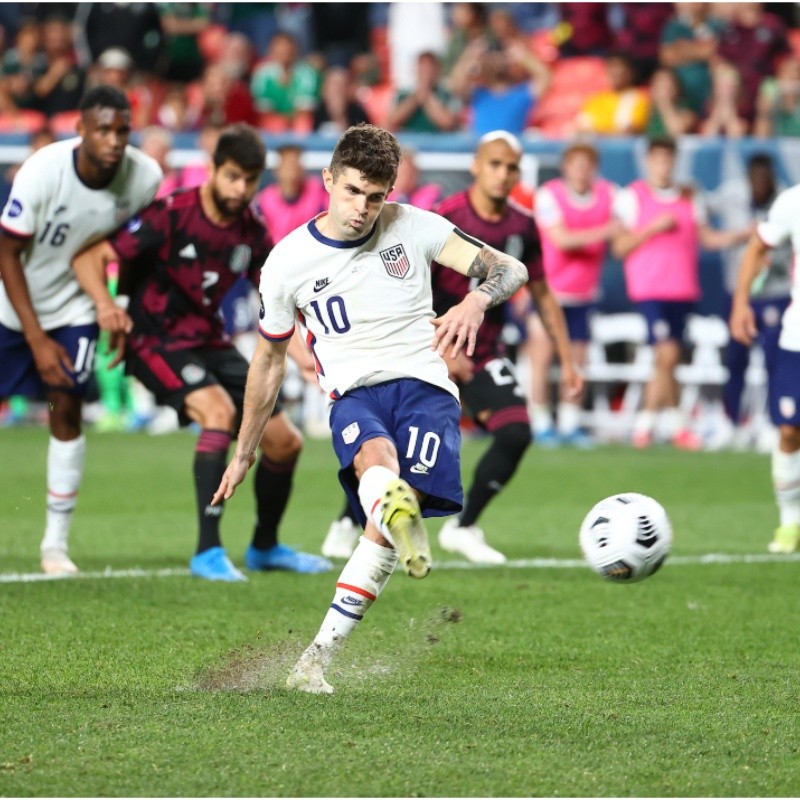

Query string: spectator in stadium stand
222 3 278 59
139 125 179 198
707 153 789 451
716 2 790 125
309 3 371 69
155 83 200 132
216 32 255 83
528 140 619 448
576 51 650 136
74 2 163 75
754 55 800 138
659 2 726 118
387 148 441 211
312 66 370 136
557 2 615 58
196 62 258 128
700 61 749 137
442 3 495 76
33 13 85 117
614 2 674 83
0 17 47 117
387 51 461 134
611 136 751 451
646 67 698 137
92 48 153 131
257 144 328 244
158 3 213 83
449 35 551 136
250 31 320 133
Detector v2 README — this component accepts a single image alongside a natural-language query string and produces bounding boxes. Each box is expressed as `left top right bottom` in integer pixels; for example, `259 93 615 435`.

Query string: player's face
645 147 676 189
210 159 261 218
471 140 521 203
78 106 131 174
323 166 391 240
562 152 597 194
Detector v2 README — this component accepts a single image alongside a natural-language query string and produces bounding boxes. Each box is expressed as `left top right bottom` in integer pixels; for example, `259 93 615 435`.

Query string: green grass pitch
1 427 798 797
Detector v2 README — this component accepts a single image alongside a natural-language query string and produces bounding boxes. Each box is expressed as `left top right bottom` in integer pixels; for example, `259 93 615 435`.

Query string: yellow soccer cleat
768 523 800 554
381 478 431 578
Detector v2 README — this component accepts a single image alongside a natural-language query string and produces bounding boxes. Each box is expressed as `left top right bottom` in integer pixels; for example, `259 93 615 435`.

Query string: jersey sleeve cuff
258 323 295 342
0 222 33 240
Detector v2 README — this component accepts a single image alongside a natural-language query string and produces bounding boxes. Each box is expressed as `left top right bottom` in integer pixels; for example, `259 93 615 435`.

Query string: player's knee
779 424 800 452
493 422 532 458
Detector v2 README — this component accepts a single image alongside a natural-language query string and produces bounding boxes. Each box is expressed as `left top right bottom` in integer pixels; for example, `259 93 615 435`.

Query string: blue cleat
190 546 247 582
244 544 333 574
560 429 595 450
533 427 561 448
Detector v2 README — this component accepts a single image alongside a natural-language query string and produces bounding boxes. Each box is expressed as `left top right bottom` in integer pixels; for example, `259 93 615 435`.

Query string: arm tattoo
467 246 527 308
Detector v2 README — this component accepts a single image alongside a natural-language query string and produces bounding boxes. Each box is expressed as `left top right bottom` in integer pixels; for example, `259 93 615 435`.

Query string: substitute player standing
0 85 162 575
433 130 582 564
730 184 800 554
73 124 331 582
212 123 528 693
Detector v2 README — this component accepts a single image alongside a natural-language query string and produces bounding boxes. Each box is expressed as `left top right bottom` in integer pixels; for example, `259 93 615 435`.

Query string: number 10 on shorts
406 426 441 468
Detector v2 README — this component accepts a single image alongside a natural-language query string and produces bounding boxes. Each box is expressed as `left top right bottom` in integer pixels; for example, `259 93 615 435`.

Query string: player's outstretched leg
189 429 246 582
287 535 398 694
380 478 431 578
321 498 360 560
41 434 85 575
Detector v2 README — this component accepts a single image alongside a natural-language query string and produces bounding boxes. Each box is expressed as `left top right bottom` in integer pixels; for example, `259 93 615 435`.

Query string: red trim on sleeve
258 323 295 342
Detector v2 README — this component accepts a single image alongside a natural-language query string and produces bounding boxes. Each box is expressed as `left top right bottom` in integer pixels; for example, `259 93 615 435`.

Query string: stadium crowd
0 1 796 456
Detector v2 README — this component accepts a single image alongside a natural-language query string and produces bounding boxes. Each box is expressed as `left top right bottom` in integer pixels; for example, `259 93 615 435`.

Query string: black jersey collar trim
307 217 375 249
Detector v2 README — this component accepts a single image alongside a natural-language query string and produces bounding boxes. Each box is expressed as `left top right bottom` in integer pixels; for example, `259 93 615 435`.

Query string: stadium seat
789 28 800 60
529 56 609 138
584 312 651 440
0 110 47 134
49 110 81 136
676 314 730 418
357 82 395 128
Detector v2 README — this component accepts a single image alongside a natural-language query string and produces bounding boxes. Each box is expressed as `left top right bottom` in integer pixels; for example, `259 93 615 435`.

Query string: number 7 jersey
258 203 460 404
0 138 162 331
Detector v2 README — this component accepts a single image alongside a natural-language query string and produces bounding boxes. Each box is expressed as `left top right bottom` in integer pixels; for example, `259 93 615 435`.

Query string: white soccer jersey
258 203 460 404
0 138 162 331
757 183 800 351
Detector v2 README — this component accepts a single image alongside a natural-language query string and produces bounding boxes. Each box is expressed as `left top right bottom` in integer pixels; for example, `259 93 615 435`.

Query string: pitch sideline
1 551 799 584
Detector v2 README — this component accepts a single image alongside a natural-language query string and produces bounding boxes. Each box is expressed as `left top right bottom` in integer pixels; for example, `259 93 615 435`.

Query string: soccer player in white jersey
212 123 528 694
0 86 162 574
730 184 800 554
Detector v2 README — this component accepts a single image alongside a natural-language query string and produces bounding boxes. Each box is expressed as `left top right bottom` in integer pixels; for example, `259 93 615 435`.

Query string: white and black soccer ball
579 493 672 583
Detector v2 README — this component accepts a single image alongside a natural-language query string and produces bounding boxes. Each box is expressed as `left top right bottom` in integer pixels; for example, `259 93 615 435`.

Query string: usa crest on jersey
379 244 410 279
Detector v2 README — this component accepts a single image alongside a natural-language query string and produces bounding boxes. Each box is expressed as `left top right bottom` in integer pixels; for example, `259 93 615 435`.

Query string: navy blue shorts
329 378 463 525
0 321 99 398
636 300 695 344
770 346 800 427
562 303 596 343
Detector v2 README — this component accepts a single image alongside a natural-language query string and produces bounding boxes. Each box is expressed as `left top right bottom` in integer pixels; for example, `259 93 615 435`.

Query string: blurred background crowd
0 1 797 455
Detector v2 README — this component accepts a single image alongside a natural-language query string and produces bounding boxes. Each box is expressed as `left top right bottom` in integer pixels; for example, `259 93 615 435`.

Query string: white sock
530 403 553 434
772 448 800 526
41 435 86 553
633 410 655 435
313 536 398 660
661 407 687 437
358 464 399 543
556 401 581 436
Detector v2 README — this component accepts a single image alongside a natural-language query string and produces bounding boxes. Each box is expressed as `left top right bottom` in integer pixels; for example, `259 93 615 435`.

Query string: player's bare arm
730 234 769 347
529 278 584 401
212 335 290 505
72 240 130 334
0 232 75 386
432 230 527 358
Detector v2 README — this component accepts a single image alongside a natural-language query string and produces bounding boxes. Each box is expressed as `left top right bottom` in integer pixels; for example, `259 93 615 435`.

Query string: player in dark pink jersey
432 130 582 564
73 124 331 581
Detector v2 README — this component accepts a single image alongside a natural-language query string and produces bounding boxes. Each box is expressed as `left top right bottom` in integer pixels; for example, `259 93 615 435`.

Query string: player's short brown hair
213 124 266 173
561 140 599 164
329 123 401 187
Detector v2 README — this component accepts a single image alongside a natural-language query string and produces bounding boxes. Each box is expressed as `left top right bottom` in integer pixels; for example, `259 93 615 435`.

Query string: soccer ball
579 493 672 583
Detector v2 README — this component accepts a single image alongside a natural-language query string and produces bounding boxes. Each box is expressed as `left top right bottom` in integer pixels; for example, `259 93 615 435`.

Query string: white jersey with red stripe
0 138 161 331
756 183 800 351
258 202 460 404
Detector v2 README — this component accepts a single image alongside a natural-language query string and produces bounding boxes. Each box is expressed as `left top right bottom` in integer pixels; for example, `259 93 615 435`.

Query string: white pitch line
1 552 799 584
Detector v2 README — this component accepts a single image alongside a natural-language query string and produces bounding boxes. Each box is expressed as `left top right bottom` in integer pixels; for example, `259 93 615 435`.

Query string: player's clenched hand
561 361 585 402
97 304 132 335
30 332 75 387
431 292 488 359
729 300 757 346
211 452 257 506
105 330 127 369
